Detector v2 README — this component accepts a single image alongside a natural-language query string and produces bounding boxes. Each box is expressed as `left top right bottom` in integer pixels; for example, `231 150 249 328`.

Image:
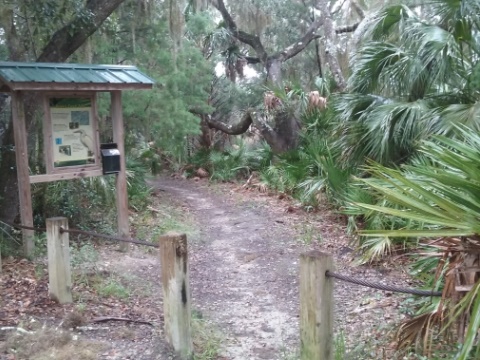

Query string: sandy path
156 178 301 359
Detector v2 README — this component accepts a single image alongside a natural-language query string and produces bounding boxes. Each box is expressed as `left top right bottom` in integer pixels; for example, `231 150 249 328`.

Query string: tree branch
206 112 252 135
213 0 268 62
336 22 360 33
276 18 324 62
350 0 365 19
37 0 126 62
243 56 261 64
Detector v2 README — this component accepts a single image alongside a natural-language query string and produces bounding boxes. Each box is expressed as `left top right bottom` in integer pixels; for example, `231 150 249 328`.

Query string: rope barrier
0 221 444 296
0 220 158 248
326 270 442 297
59 227 159 248
0 220 46 232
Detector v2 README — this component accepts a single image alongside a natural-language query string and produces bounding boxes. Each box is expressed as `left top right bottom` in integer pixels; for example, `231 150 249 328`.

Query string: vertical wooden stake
46 217 72 304
11 91 34 256
111 91 129 252
300 251 334 360
159 233 193 359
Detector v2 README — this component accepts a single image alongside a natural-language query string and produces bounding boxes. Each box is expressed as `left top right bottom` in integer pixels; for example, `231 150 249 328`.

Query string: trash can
100 143 121 174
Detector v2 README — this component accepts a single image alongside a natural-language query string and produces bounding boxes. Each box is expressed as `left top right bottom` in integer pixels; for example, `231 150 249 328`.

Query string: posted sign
49 98 97 168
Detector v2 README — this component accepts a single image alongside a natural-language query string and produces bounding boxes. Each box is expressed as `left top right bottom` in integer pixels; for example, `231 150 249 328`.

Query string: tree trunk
315 0 347 91
265 56 283 87
0 120 20 223
0 8 25 223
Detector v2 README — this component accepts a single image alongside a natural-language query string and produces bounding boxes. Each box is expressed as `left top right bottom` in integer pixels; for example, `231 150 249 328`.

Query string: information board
49 98 97 168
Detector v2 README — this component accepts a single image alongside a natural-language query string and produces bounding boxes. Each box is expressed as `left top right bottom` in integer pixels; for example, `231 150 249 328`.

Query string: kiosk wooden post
111 91 129 252
11 91 34 256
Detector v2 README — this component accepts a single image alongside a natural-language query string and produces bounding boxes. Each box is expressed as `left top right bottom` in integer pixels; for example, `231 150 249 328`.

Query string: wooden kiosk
0 62 154 256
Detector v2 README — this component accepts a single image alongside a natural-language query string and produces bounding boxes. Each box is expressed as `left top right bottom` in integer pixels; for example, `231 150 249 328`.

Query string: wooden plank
159 233 193 359
11 91 34 256
300 251 334 360
30 168 103 183
91 94 102 166
111 91 129 252
46 217 72 304
8 82 153 92
42 95 54 174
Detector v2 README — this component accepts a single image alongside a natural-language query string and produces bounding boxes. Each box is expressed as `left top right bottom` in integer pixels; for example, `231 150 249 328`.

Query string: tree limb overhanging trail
206 0 363 153
206 108 296 153
211 0 360 88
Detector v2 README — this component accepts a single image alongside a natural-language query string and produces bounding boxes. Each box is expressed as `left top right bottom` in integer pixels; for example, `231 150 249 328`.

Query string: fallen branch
147 206 172 218
90 317 153 326
0 327 33 334
243 173 255 188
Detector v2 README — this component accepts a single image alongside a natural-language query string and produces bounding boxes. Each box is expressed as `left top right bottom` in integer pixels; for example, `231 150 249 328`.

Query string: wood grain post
159 233 193 359
11 91 34 256
300 251 334 360
46 217 72 304
111 91 129 252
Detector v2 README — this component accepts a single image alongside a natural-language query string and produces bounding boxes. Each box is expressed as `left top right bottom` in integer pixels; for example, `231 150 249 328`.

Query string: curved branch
276 18 324 62
206 112 252 135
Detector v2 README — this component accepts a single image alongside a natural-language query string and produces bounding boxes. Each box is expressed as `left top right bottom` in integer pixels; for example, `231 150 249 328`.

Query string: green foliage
34 177 115 229
95 277 130 299
356 128 480 239
0 221 22 258
191 310 222 360
348 127 480 357
336 0 480 167
31 153 151 231
189 139 273 182
71 243 99 270
259 113 357 208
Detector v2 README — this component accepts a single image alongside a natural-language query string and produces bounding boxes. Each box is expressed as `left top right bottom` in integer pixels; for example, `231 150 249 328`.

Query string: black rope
0 220 158 248
326 270 442 297
59 227 159 248
0 220 46 232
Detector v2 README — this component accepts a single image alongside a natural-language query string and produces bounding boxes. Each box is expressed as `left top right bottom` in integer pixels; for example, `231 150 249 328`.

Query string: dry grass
1 327 107 360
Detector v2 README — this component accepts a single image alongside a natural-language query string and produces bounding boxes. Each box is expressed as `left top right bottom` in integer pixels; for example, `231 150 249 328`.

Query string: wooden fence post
159 233 193 359
46 217 72 304
300 251 334 360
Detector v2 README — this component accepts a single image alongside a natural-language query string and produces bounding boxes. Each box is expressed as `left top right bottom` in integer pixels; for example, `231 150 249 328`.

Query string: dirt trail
1 176 411 360
153 177 411 359
156 178 301 359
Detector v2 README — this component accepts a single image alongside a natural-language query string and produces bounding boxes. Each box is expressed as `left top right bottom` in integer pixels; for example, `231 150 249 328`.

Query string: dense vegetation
0 0 479 357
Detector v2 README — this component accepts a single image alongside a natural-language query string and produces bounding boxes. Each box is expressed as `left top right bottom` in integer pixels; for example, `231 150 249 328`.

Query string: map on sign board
50 98 96 168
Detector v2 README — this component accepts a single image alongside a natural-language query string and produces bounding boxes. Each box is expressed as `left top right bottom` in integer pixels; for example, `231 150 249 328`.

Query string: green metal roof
0 62 154 92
